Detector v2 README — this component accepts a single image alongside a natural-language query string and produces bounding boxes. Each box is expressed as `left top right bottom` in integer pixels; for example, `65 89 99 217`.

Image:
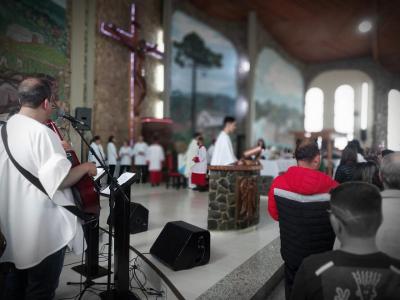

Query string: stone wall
208 170 260 230
93 0 162 147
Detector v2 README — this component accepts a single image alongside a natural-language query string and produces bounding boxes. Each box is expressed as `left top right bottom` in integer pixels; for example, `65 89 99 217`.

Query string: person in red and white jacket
268 141 338 221
191 136 208 191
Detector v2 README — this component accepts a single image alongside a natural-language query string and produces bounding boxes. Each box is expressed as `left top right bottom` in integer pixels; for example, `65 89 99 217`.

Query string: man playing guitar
0 77 96 299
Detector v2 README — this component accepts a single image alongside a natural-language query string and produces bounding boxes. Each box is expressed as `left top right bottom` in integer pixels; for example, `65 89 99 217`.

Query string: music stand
100 172 139 300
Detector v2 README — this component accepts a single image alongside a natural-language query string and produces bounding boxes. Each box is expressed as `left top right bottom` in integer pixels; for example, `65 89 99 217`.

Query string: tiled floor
56 184 279 300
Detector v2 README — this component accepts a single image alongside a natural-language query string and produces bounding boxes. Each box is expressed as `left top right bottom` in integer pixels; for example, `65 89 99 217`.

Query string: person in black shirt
291 182 400 300
335 145 358 183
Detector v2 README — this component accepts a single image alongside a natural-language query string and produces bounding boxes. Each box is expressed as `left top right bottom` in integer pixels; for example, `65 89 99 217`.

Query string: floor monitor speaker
150 221 210 271
107 202 148 234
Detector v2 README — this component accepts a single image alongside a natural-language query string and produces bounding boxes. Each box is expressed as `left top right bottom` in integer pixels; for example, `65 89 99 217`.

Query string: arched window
304 88 324 132
360 82 368 130
334 85 355 149
388 89 400 150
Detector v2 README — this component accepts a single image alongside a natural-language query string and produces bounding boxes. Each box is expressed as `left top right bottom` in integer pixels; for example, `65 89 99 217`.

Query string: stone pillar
246 11 257 147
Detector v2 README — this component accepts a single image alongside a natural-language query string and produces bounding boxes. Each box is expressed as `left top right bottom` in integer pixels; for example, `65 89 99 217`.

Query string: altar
207 165 262 231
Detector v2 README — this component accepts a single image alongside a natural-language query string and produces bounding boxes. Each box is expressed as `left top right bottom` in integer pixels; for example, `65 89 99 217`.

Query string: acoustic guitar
46 120 100 216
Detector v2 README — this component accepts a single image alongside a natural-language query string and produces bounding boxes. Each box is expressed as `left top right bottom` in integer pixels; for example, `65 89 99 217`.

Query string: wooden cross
100 3 163 144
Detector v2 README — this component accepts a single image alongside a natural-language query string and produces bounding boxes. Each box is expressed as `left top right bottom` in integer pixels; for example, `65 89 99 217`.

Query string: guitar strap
1 124 90 221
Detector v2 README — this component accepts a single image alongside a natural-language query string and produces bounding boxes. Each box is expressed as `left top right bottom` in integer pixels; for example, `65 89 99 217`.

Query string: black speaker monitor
150 221 210 271
107 202 148 234
75 107 92 131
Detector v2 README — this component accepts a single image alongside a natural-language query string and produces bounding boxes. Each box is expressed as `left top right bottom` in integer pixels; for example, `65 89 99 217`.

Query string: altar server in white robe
211 116 237 166
119 140 132 175
0 77 97 299
88 135 106 167
132 135 149 183
184 132 202 188
191 136 208 191
107 135 118 183
147 135 165 186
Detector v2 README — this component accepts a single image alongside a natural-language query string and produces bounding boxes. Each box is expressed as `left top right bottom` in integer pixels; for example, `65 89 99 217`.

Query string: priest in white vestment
0 77 97 299
211 116 237 166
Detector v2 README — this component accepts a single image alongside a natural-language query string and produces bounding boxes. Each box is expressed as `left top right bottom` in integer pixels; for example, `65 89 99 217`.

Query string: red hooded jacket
268 166 338 221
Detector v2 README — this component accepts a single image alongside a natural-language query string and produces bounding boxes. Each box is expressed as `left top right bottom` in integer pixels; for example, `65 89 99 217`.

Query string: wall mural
170 11 238 143
0 0 68 115
253 48 303 149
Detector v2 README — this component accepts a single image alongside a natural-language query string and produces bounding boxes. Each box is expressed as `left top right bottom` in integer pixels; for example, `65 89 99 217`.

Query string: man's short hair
330 182 382 237
223 116 235 127
18 77 51 108
380 152 400 189
294 141 320 162
193 132 201 139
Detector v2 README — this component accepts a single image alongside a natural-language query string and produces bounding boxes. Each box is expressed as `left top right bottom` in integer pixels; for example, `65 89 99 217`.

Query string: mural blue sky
171 11 238 98
254 48 303 111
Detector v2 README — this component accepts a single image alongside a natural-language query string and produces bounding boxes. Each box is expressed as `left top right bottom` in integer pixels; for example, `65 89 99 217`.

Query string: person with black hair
291 182 400 300
335 145 358 183
107 135 118 183
268 141 338 221
377 152 400 259
210 116 237 165
88 135 105 167
0 77 97 299
352 161 383 190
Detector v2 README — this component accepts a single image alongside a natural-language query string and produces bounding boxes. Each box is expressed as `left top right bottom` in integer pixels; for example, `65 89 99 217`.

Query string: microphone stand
66 117 139 300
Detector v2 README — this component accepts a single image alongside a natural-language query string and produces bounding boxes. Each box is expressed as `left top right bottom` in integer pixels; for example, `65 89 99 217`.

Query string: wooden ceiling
190 0 400 73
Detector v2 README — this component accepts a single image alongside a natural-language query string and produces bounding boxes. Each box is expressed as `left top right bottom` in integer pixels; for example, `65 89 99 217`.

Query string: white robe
207 144 215 164
119 146 132 166
147 144 165 171
132 142 148 165
184 139 198 177
88 142 106 167
192 145 207 174
211 131 237 166
0 114 84 269
107 142 118 165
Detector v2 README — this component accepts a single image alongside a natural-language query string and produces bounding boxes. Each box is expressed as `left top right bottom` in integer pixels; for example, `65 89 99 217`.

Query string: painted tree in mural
173 32 223 133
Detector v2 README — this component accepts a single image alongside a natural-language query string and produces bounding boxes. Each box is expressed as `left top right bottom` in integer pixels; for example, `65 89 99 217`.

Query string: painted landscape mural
170 11 238 143
0 0 68 115
253 48 304 149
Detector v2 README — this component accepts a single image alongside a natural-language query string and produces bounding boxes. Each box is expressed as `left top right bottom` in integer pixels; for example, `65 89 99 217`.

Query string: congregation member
106 135 118 183
377 152 400 259
119 140 132 175
334 145 358 183
0 77 97 299
131 135 148 183
184 132 202 188
191 136 208 191
88 135 106 167
268 141 338 221
352 161 383 190
291 182 400 300
147 135 165 186
210 116 237 166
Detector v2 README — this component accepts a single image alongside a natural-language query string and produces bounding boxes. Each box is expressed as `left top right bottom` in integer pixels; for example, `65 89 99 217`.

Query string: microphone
57 109 85 126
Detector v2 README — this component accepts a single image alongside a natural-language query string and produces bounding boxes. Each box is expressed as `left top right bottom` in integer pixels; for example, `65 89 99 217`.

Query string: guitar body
46 120 100 216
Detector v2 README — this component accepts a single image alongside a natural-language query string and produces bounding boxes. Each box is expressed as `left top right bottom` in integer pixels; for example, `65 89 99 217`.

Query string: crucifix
100 3 163 145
